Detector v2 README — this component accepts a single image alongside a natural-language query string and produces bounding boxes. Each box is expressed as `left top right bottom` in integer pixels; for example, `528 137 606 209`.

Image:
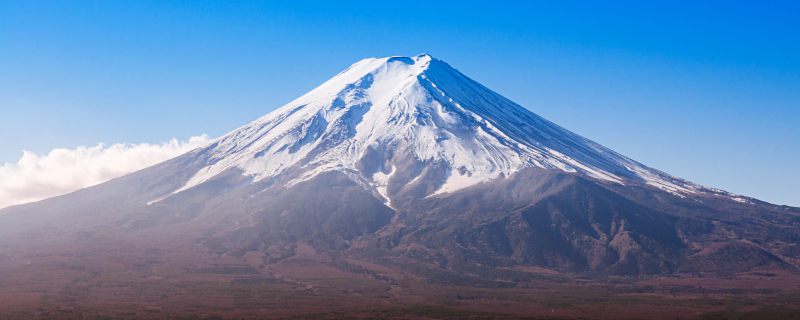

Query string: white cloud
0 135 211 210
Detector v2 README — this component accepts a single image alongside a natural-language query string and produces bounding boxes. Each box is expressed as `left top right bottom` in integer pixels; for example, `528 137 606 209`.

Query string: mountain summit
0 56 797 313
171 54 730 209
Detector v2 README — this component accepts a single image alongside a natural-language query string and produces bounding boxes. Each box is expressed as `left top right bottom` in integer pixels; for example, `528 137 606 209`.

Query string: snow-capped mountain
0 54 796 283
172 54 718 208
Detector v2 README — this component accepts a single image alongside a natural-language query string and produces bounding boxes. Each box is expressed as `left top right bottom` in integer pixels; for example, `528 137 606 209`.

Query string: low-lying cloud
0 135 210 210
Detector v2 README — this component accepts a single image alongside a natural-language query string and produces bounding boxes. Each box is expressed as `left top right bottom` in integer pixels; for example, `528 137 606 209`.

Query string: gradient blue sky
1 1 798 206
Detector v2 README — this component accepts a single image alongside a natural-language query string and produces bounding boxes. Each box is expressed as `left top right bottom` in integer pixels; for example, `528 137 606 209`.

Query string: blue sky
1 1 798 206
